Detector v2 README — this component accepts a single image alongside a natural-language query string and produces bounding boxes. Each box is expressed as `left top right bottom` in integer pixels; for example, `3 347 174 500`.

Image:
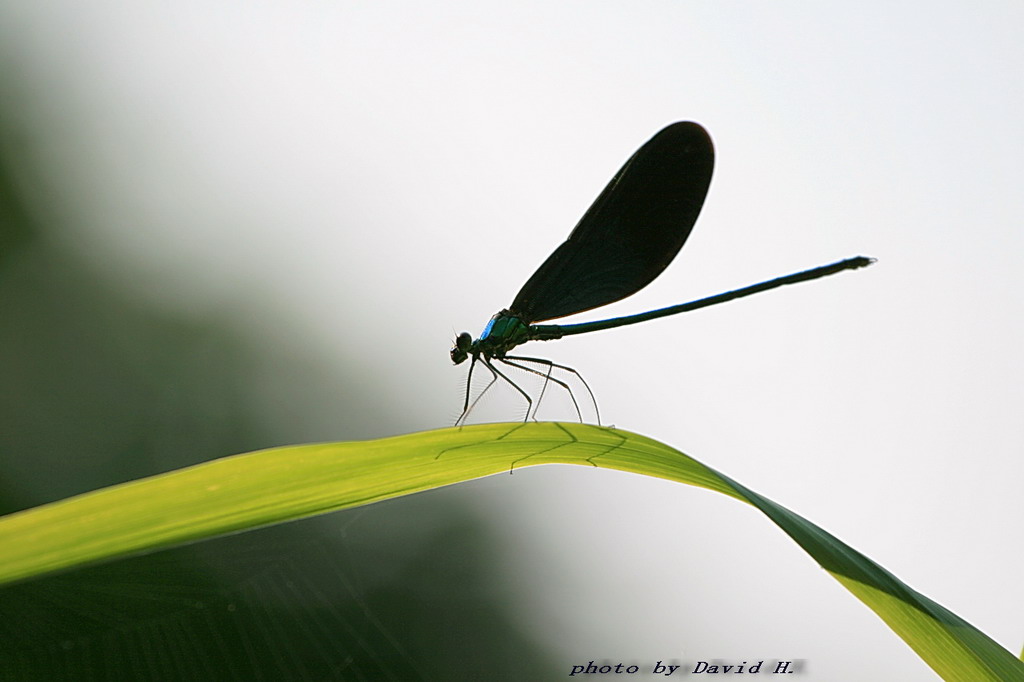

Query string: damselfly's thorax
450 310 533 366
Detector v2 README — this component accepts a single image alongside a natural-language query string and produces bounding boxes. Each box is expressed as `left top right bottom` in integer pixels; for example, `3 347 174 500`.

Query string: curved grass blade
0 423 1019 681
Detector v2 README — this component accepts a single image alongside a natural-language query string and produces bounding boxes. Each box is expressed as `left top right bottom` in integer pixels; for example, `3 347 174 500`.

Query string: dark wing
510 121 714 323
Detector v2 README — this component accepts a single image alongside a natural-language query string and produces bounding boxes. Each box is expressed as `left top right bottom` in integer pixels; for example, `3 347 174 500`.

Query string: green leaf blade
1 422 1020 681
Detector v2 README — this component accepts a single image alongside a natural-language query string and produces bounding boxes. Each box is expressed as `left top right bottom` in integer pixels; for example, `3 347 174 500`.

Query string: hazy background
1 2 1022 680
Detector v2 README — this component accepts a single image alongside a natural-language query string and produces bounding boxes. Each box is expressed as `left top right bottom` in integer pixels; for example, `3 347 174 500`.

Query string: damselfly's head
450 332 473 365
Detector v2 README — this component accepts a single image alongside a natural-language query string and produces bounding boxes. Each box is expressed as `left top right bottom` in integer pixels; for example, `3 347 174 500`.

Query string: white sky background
3 2 1023 679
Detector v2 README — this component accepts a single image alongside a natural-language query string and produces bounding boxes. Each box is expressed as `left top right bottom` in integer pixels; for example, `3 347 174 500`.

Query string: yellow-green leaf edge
0 422 1020 681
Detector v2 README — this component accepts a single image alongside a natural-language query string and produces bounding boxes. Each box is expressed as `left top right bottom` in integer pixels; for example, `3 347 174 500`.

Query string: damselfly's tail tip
847 255 876 269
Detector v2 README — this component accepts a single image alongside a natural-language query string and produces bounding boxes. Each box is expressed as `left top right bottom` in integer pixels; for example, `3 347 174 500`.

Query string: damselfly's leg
456 355 493 427
503 354 601 425
499 357 582 423
484 356 535 422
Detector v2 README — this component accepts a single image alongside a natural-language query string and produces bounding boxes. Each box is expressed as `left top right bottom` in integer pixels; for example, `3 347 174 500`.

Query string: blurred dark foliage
0 68 558 680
